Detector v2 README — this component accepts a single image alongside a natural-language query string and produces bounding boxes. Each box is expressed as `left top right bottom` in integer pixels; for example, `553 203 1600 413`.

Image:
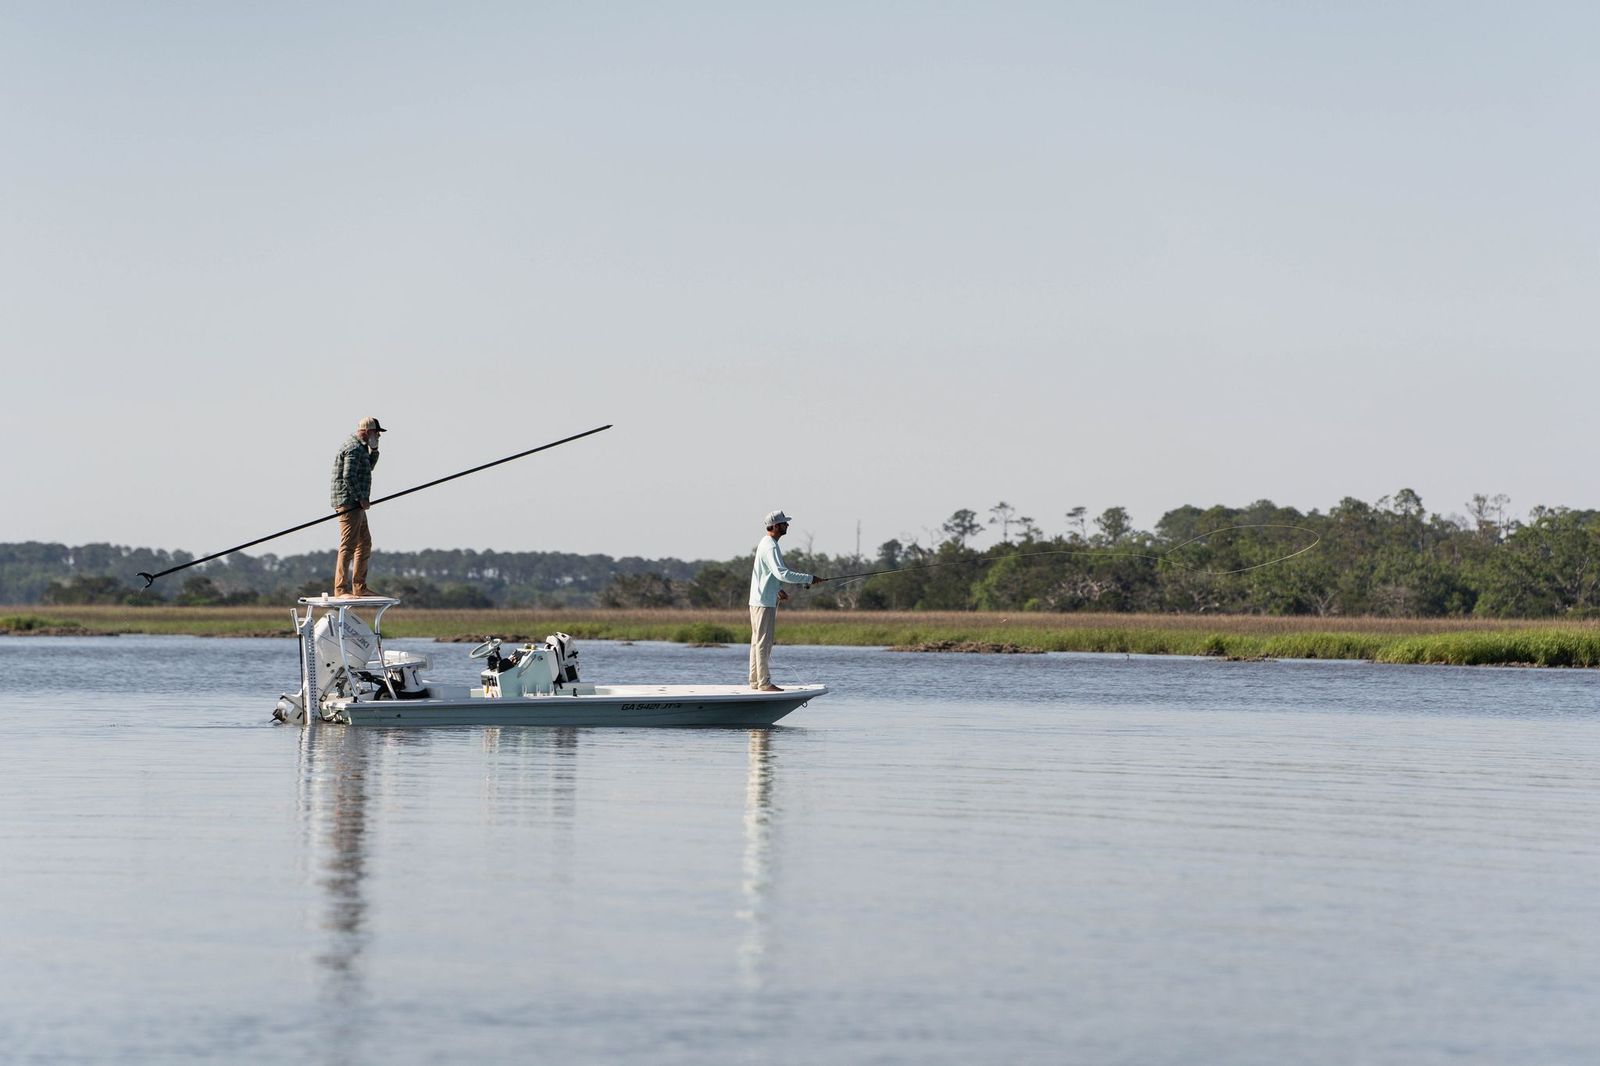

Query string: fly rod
815 524 1321 584
137 423 613 587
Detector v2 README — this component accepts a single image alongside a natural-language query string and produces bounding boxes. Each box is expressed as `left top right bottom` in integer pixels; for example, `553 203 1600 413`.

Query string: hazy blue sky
3 2 1595 562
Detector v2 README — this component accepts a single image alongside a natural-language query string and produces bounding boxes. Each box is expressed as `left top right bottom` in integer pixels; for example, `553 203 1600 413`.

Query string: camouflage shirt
330 434 379 510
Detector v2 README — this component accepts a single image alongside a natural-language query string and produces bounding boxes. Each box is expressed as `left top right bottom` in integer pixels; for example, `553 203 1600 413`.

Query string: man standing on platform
749 510 826 691
330 416 386 598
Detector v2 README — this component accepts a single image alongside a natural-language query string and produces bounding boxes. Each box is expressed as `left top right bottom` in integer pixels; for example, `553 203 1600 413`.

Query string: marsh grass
1 615 61 631
1 614 82 633
671 622 740 645
6 605 1600 666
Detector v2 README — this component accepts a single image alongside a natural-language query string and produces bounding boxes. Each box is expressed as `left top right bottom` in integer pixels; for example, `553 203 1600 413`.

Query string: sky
2 2 1595 563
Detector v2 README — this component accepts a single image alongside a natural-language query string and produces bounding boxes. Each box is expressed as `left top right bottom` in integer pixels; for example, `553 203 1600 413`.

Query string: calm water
2 635 1599 1064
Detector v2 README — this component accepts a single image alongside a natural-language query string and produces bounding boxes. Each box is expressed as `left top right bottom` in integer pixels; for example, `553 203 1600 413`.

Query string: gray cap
764 510 792 528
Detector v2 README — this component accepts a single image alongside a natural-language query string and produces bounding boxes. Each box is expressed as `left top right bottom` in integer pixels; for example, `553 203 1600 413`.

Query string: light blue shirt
749 535 813 607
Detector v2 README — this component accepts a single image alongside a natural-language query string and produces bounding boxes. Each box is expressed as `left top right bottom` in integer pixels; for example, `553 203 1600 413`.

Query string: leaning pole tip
138 572 155 588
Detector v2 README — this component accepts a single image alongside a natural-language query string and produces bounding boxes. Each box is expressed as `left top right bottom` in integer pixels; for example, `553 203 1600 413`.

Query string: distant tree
971 546 1071 611
43 575 128 604
173 575 260 606
942 509 982 548
436 584 493 609
915 540 981 609
388 578 493 608
686 563 747 609
1467 493 1512 543
1093 506 1132 545
599 572 680 609
1475 507 1600 617
877 540 903 569
988 501 1017 543
1387 488 1426 520
176 576 224 606
1065 507 1088 541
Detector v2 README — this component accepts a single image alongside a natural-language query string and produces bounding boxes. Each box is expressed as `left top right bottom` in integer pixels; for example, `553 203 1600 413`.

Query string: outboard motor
307 611 432 700
311 610 379 698
276 597 432 724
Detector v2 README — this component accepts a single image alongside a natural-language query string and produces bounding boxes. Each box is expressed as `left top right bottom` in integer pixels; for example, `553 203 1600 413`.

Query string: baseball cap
359 416 387 433
764 510 792 527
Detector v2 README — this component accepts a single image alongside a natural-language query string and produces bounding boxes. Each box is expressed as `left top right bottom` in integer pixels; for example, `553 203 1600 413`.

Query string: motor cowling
312 612 379 696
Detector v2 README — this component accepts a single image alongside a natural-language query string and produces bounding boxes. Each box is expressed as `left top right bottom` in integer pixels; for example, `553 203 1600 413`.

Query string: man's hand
777 589 789 602
812 576 828 585
360 499 370 510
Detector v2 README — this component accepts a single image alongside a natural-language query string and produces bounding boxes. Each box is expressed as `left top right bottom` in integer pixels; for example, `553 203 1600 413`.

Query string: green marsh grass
0 614 83 633
6 605 1600 667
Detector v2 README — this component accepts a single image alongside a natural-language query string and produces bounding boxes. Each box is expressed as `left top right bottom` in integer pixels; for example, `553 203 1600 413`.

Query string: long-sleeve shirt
330 435 379 510
749 535 813 607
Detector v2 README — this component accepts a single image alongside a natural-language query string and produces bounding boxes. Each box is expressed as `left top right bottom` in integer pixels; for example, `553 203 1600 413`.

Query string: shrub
672 622 738 644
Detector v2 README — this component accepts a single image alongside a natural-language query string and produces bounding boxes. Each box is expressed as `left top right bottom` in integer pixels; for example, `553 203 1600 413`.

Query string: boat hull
327 684 827 728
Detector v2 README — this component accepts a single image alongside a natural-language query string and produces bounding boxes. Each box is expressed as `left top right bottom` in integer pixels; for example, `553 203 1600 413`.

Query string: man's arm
346 445 373 509
335 447 357 511
765 540 816 587
362 443 377 506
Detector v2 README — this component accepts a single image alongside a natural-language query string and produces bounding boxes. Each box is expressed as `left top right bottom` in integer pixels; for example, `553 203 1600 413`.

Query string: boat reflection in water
293 723 786 1032
739 729 777 992
295 724 377 1062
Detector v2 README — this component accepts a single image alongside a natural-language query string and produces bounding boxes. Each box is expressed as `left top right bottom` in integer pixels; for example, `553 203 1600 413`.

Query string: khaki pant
749 605 776 687
334 508 372 596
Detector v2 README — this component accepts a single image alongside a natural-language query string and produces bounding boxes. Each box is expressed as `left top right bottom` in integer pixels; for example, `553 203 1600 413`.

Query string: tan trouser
749 605 776 687
334 508 372 596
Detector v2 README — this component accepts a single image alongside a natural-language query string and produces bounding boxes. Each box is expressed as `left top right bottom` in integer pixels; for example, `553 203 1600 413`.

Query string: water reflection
479 726 581 882
296 725 374 1061
292 722 785 1017
478 726 581 814
739 729 776 991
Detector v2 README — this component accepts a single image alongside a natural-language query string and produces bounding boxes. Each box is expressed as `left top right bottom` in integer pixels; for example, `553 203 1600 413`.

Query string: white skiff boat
272 596 826 728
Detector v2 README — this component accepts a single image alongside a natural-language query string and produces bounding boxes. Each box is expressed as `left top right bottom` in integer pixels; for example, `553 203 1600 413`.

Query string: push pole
137 424 613 587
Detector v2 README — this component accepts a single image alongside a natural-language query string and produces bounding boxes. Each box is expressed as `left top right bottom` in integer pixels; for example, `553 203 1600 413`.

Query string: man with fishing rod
331 416 386 598
750 510 827 691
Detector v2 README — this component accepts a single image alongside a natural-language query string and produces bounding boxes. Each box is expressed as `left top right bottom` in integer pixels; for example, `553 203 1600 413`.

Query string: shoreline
6 606 1600 667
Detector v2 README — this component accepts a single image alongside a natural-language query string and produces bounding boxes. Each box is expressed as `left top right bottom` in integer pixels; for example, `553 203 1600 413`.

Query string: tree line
8 489 1600 617
0 543 708 608
600 490 1600 618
